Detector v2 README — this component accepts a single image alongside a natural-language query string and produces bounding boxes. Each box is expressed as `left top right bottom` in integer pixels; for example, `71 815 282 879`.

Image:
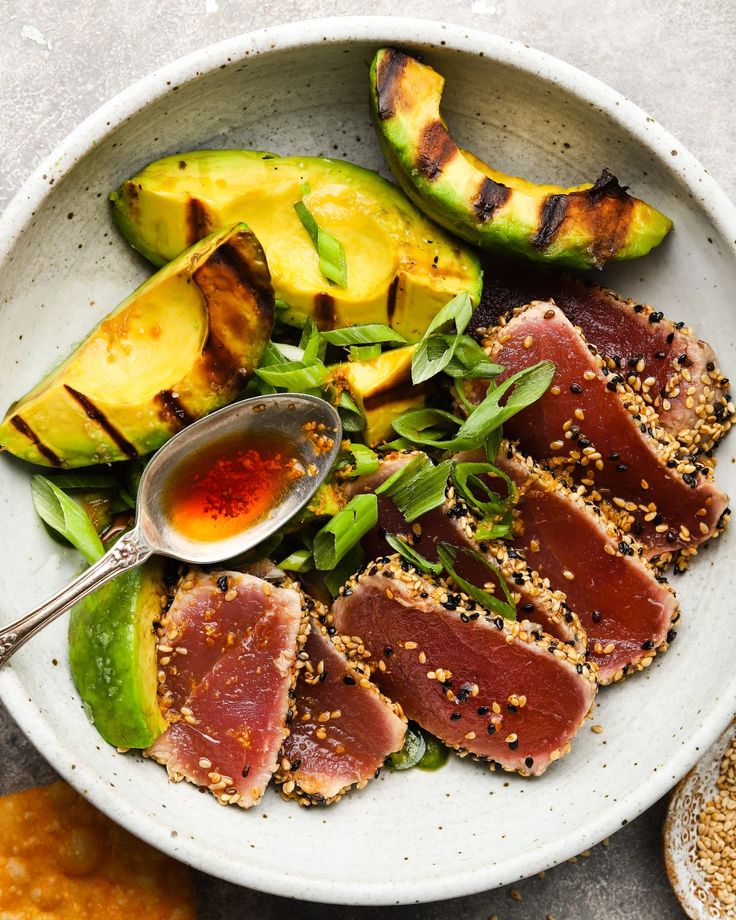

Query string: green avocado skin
68 558 167 749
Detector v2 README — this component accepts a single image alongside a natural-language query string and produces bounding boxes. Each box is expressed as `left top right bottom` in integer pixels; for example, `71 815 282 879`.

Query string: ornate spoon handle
0 529 152 667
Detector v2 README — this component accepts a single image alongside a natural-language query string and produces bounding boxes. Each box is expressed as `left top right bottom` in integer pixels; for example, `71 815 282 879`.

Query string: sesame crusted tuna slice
332 558 597 777
489 445 680 684
471 256 733 453
275 611 406 805
148 571 306 808
477 302 728 566
352 455 584 651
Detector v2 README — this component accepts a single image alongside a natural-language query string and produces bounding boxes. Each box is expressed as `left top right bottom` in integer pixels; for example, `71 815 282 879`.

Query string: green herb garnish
436 542 516 619
320 324 406 347
394 361 555 452
375 454 452 523
313 493 377 570
411 291 473 384
384 533 443 575
294 199 348 288
31 475 105 564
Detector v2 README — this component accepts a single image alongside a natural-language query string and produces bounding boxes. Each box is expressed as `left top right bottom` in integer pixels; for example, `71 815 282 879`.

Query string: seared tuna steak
478 303 728 566
332 559 597 776
148 571 306 808
276 610 406 804
353 454 584 649
492 445 680 683
472 256 733 453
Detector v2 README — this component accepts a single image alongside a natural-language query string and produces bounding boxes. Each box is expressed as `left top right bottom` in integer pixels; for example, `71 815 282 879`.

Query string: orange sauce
166 432 301 542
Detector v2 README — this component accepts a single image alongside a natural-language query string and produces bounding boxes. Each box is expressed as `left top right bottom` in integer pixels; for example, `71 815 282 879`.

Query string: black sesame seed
570 383 582 394
706 361 716 372
217 575 229 592
450 712 462 721
666 331 675 343
507 704 518 713
487 724 496 736
343 674 356 685
642 640 654 650
616 463 628 473
655 350 666 359
508 739 519 750
242 765 251 777
524 756 534 769
521 603 534 613
384 646 394 658
591 610 602 624
608 452 620 461
477 706 490 715
667 629 678 643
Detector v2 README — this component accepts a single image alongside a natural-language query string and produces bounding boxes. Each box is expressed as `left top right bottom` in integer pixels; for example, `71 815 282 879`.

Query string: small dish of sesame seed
664 721 736 918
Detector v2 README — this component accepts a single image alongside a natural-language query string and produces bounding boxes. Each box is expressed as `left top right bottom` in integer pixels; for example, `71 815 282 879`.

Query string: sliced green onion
277 548 314 573
443 335 504 379
313 494 377 570
451 462 515 518
454 361 555 446
337 442 380 478
388 724 427 771
376 454 452 523
324 543 364 597
320 324 407 346
299 318 327 364
255 361 329 391
436 543 516 619
475 515 513 541
294 200 348 288
349 343 382 362
384 533 442 575
411 291 473 385
394 361 555 452
31 475 105 564
337 390 366 432
272 342 304 362
392 408 464 449
46 471 121 491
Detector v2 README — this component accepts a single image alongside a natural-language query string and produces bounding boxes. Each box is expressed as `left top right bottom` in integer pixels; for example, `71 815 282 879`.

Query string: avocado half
369 48 673 270
110 150 482 340
0 222 273 467
68 557 167 749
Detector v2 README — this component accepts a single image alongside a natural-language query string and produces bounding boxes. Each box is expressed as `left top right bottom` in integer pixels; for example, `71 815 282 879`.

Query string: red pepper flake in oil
166 433 301 542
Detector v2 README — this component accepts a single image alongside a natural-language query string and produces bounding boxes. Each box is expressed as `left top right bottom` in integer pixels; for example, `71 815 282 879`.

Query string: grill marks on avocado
186 197 212 246
374 46 409 120
8 415 62 466
63 385 139 458
156 390 195 430
472 178 511 223
416 120 458 181
370 47 672 269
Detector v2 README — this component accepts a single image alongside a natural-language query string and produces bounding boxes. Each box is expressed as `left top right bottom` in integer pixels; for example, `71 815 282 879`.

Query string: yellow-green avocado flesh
0 222 274 468
369 48 673 270
110 150 482 340
68 557 167 749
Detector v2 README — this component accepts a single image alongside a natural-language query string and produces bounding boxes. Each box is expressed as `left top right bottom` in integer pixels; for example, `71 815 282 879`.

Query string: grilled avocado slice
110 150 482 340
369 48 672 270
68 557 167 749
331 345 426 446
0 222 273 467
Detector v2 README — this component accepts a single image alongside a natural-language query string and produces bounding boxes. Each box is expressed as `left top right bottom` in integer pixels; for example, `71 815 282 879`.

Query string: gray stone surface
2 1 734 916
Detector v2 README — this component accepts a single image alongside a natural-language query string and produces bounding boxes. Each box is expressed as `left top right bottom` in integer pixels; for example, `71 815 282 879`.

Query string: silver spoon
0 393 341 667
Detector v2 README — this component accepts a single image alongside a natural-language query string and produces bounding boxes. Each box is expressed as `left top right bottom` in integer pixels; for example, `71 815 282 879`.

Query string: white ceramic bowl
1 16 735 907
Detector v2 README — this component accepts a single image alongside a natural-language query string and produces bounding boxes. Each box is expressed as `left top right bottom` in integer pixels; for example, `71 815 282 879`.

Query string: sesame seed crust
274 596 406 807
477 301 729 568
489 441 680 684
333 554 597 778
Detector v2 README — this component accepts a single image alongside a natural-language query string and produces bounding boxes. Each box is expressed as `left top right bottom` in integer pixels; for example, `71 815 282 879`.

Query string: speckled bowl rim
1 15 736 906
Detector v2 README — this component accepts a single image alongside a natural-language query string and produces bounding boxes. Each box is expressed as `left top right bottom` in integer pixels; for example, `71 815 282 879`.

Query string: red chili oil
166 432 300 543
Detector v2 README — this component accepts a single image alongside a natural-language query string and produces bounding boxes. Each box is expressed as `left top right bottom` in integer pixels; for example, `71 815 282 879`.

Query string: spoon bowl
0 392 341 666
138 393 342 564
